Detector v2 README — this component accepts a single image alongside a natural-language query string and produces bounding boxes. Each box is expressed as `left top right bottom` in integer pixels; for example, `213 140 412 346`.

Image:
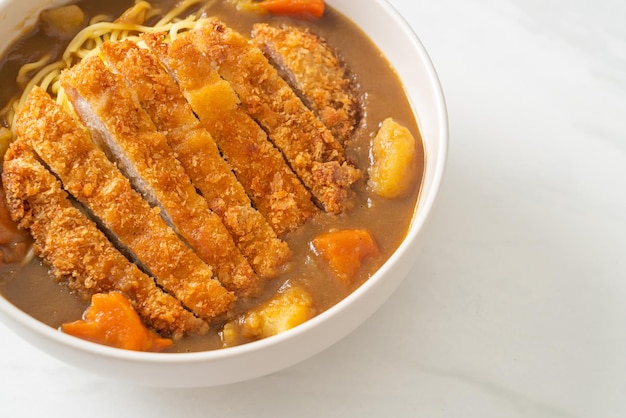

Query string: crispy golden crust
191 19 360 214
1 140 208 338
14 87 233 320
61 56 259 296
143 31 319 236
100 40 291 280
252 23 359 144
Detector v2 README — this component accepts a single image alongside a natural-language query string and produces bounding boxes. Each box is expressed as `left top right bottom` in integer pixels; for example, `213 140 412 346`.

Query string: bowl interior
0 0 448 387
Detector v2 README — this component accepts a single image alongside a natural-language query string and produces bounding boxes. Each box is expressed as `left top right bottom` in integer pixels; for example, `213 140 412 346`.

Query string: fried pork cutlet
143 32 319 236
2 140 208 338
14 87 234 321
99 40 291 279
61 56 259 297
252 23 360 145
190 19 361 214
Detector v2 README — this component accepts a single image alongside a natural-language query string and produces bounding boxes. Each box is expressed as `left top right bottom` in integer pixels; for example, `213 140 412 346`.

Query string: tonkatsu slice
190 19 360 214
252 23 360 144
14 87 234 321
143 31 319 236
61 56 258 296
100 40 291 279
2 139 208 338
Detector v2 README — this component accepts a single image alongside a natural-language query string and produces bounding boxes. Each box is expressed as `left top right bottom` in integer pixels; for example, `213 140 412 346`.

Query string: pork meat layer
143 31 319 236
2 139 208 338
14 87 234 321
252 23 360 145
99 40 291 279
190 19 360 214
61 56 258 297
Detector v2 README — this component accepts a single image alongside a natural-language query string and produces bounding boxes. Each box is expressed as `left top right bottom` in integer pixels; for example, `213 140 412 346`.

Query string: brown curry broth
0 0 423 352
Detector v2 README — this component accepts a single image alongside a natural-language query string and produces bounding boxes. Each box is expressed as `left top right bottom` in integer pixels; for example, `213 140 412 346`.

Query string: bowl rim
0 0 449 367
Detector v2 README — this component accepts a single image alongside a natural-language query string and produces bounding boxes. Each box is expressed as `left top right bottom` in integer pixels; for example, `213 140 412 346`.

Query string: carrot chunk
0 188 31 265
312 229 379 284
257 0 325 19
62 292 173 352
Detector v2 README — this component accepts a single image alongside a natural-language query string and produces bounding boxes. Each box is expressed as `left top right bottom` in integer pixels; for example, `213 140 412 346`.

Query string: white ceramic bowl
0 0 448 387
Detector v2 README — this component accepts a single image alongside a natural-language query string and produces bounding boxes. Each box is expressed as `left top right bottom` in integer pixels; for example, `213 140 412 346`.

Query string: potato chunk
241 286 315 338
222 286 315 346
40 5 85 37
368 118 421 198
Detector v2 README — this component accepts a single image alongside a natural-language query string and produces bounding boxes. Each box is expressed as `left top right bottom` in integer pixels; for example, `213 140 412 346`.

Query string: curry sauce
0 0 423 352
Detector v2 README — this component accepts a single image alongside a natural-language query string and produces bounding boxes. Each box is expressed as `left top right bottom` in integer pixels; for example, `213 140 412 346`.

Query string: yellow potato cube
41 5 85 37
221 322 239 348
368 118 421 199
240 285 315 340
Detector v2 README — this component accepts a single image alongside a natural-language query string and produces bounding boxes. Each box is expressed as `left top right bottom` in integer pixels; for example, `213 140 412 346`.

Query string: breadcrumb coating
2 139 208 338
14 87 234 321
100 40 291 280
61 56 258 297
143 31 319 236
191 19 360 214
252 23 360 144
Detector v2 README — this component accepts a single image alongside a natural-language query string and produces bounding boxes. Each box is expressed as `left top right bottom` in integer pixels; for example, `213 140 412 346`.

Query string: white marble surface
1 0 625 416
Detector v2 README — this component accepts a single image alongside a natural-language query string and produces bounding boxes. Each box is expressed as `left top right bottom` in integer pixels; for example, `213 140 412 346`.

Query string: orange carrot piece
62 292 173 352
312 229 379 284
258 0 325 19
0 188 31 264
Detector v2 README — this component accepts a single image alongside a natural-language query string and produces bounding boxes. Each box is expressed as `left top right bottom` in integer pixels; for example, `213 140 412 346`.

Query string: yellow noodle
90 14 113 24
227 0 264 13
1 1 211 266
116 1 153 24
38 68 62 95
55 87 70 110
4 0 205 129
155 0 203 27
20 246 36 267
145 6 164 22
16 61 66 116
16 54 52 86
50 79 62 97
168 18 199 41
